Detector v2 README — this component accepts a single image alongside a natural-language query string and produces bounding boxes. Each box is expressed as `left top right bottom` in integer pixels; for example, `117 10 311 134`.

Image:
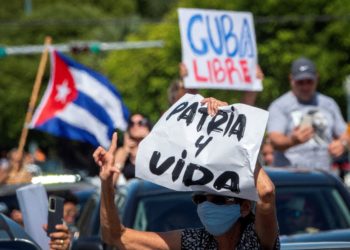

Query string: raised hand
328 139 346 158
201 97 228 116
93 132 120 182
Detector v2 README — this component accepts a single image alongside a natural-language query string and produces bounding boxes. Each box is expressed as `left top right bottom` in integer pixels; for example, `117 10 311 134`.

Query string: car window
132 192 202 232
277 186 350 236
76 193 100 237
0 229 10 240
115 186 128 220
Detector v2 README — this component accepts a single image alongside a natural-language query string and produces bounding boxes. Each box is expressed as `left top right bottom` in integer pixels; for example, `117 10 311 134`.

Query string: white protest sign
16 184 50 250
136 94 268 201
178 8 261 91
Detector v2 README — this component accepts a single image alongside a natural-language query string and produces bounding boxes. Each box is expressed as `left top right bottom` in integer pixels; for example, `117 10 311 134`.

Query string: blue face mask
197 201 241 236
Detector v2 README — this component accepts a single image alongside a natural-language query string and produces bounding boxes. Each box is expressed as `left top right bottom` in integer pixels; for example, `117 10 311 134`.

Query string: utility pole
24 0 32 15
343 75 350 187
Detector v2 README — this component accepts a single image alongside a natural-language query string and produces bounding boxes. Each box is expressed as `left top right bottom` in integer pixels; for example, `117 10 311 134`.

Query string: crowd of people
0 56 349 250
89 56 349 250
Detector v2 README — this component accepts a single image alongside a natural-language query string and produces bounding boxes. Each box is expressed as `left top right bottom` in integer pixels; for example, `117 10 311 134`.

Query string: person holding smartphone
44 223 71 250
44 195 72 250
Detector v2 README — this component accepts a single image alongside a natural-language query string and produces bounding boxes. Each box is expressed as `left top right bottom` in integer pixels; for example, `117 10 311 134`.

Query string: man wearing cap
267 57 348 169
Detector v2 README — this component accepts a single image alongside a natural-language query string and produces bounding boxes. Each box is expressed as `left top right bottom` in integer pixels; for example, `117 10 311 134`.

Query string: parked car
280 228 350 243
0 177 96 225
269 167 350 236
0 213 40 250
73 167 350 249
281 242 350 250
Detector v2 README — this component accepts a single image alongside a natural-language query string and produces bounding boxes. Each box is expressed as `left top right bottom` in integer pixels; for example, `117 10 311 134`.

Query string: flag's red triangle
35 51 78 126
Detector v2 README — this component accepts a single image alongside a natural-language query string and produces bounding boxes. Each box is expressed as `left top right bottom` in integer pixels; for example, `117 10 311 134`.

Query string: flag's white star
55 80 71 103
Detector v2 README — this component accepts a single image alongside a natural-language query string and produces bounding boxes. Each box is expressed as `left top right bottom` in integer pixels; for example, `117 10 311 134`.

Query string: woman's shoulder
182 228 210 241
239 220 280 250
181 228 217 250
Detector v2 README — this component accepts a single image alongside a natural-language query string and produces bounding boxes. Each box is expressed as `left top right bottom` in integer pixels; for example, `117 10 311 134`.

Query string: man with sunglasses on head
267 57 348 170
93 98 280 250
114 113 152 183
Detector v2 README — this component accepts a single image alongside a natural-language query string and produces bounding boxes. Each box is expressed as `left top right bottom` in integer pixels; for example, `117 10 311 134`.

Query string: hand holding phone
47 195 64 236
300 114 313 128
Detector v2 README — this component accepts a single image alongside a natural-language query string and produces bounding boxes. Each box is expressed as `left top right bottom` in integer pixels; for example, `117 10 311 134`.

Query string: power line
255 14 350 24
0 40 164 57
1 14 350 27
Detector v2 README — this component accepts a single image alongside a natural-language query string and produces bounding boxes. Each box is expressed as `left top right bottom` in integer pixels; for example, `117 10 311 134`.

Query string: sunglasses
129 134 145 143
295 79 315 86
192 194 240 205
128 118 149 128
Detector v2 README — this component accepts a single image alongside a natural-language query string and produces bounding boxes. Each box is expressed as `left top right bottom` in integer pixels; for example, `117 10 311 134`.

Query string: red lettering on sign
192 58 253 85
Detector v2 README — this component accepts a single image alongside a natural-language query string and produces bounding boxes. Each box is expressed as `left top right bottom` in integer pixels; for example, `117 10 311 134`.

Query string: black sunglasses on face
192 194 240 205
129 118 149 127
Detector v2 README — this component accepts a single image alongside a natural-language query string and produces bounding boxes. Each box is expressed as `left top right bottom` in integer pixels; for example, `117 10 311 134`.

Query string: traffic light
0 47 7 58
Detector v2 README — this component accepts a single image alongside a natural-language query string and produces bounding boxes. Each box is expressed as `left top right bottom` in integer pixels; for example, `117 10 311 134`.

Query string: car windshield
277 186 350 236
131 192 202 232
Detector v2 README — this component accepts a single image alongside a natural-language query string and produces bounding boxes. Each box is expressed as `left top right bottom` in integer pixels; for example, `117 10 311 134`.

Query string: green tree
1 0 350 171
103 0 350 120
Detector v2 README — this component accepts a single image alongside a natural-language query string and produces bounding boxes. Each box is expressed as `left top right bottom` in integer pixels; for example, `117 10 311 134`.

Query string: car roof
121 179 176 198
280 228 350 243
265 167 339 187
0 181 96 197
122 167 341 197
281 242 350 250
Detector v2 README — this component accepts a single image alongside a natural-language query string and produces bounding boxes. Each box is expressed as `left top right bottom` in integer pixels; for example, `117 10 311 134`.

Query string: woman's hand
201 97 228 116
93 132 120 182
43 224 71 250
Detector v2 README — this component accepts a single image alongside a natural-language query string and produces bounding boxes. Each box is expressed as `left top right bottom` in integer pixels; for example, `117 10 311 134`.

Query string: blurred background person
267 57 348 170
0 150 10 184
114 113 152 183
279 196 323 235
5 148 33 184
261 138 274 166
63 191 79 235
167 63 198 106
9 207 23 226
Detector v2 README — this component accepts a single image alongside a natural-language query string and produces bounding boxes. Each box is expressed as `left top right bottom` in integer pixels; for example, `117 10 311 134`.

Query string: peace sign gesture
93 132 120 182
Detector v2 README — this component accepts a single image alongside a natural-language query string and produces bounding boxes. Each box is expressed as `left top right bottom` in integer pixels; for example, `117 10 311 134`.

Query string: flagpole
17 36 52 169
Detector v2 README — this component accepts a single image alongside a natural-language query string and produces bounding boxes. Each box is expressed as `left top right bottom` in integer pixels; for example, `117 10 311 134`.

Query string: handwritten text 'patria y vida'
148 100 247 193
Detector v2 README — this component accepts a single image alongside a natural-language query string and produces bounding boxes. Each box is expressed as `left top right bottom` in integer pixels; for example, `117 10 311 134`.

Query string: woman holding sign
93 98 279 250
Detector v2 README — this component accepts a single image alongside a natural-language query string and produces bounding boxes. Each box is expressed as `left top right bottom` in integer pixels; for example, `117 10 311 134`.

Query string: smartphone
47 195 64 236
300 114 312 127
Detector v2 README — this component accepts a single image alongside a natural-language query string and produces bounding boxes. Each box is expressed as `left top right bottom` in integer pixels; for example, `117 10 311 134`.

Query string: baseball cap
291 57 317 81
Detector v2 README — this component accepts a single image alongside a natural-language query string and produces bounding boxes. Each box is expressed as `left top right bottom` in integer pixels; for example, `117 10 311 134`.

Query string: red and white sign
178 8 261 91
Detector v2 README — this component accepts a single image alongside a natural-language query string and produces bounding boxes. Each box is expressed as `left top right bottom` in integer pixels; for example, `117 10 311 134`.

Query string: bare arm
254 163 278 250
329 131 348 158
93 133 181 250
240 65 263 106
269 125 314 151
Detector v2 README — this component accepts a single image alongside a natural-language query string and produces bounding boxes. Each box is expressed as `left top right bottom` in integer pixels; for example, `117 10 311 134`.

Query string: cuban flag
30 50 129 148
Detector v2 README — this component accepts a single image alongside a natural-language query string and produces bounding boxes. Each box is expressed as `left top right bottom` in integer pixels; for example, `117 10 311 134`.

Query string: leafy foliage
1 0 350 171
